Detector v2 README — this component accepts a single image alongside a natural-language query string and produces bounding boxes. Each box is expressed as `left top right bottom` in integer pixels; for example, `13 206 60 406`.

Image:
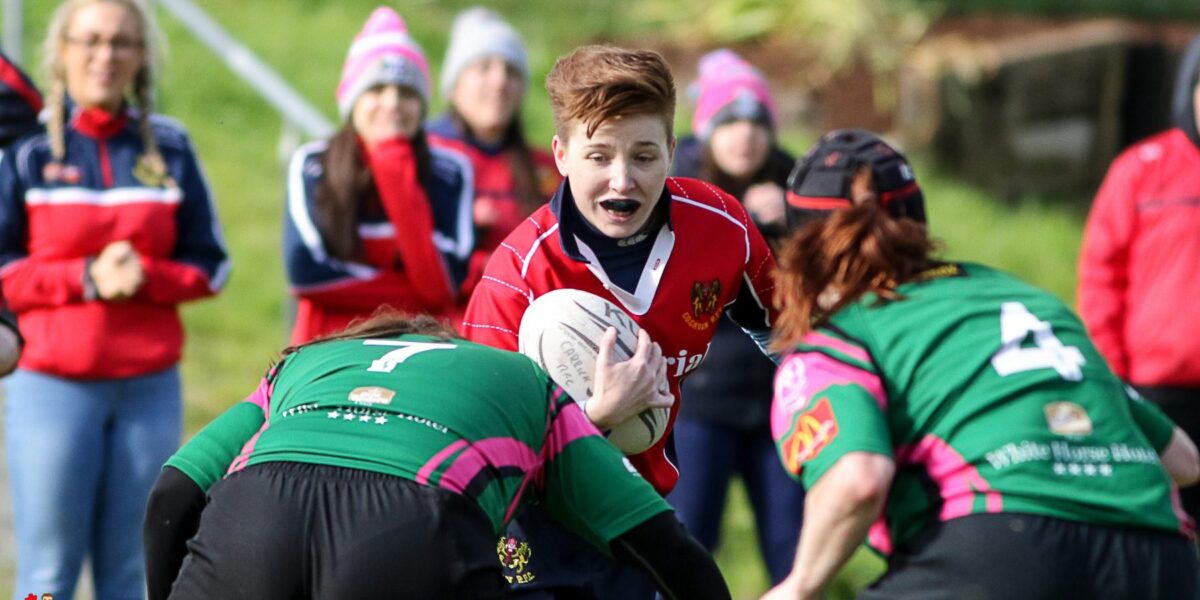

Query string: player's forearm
1162 427 1200 487
144 466 206 600
785 453 893 598
612 511 731 600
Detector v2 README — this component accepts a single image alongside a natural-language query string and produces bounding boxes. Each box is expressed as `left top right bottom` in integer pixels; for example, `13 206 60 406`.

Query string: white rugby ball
519 288 670 455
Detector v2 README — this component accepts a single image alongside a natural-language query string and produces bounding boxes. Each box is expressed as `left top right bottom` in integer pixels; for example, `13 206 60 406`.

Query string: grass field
8 1 1093 598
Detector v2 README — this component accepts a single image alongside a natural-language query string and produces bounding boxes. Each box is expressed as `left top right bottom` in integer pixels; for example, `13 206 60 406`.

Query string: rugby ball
518 288 670 455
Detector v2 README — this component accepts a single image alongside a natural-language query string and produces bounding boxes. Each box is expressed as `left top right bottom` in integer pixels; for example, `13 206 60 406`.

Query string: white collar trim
572 223 674 316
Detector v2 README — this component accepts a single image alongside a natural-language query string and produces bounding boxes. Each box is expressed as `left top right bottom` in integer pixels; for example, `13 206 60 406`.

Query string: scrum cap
785 128 925 228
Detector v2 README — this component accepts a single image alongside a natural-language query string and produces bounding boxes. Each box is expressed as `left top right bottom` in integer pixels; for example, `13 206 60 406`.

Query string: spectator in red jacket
1078 32 1200 523
0 1 229 598
282 6 475 343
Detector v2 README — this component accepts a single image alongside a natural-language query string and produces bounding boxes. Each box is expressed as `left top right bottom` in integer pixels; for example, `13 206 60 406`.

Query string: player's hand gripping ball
519 289 670 454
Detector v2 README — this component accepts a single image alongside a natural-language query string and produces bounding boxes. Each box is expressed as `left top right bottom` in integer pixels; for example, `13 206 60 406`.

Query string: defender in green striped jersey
764 129 1199 600
776 262 1187 545
143 314 729 600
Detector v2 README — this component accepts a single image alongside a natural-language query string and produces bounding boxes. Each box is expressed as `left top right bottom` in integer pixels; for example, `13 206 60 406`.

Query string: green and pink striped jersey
771 262 1187 554
166 334 669 547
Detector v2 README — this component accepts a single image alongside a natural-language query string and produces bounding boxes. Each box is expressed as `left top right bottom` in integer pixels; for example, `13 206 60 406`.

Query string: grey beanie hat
439 7 530 97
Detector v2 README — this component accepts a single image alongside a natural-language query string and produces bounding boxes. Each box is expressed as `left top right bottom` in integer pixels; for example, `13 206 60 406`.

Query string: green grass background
7 1 1099 598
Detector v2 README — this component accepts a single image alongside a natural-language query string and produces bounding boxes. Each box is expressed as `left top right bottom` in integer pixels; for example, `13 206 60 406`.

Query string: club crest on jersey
497 535 535 583
132 154 178 189
348 386 395 406
1044 401 1092 436
684 279 722 331
780 398 838 474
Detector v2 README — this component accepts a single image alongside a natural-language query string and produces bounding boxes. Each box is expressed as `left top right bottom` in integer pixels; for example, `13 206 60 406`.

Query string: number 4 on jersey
990 302 1086 381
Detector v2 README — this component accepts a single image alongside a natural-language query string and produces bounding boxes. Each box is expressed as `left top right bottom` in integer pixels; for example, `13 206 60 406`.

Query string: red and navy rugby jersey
462 176 778 494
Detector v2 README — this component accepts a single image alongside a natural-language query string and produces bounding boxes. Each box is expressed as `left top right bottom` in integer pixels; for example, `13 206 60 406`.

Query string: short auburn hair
545 45 676 140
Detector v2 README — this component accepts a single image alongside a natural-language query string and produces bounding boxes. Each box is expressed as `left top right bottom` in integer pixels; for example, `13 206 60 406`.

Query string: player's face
553 114 676 239
60 1 144 113
450 56 524 144
352 84 423 146
709 120 771 180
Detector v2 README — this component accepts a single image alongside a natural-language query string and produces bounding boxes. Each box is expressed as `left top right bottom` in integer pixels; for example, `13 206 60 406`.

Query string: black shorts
168 461 505 600
500 502 655 599
859 513 1199 600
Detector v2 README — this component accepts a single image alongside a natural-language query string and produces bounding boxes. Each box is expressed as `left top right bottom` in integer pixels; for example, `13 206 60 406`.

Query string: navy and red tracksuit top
462 176 779 494
283 138 475 343
427 114 561 304
0 106 229 379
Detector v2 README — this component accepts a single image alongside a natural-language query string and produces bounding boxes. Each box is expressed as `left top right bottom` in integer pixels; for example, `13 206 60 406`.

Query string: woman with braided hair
0 1 229 598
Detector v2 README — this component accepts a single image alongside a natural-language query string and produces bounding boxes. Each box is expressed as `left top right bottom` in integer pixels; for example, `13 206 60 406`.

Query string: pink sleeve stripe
543 401 603 461
224 378 275 475
1170 485 1196 539
894 434 1002 521
801 331 872 365
438 438 540 494
416 439 470 486
867 517 893 556
771 352 887 443
226 418 271 476
242 377 272 414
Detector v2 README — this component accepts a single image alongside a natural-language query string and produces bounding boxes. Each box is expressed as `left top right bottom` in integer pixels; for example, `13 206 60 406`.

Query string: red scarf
364 136 453 313
74 106 128 139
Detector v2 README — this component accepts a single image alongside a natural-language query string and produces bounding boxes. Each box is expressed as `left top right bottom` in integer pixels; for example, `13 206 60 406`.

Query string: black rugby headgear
785 128 926 228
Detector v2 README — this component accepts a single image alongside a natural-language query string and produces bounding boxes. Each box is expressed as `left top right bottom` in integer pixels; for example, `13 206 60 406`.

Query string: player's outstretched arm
611 511 731 600
586 327 673 430
144 466 206 600
764 452 894 600
1126 389 1200 486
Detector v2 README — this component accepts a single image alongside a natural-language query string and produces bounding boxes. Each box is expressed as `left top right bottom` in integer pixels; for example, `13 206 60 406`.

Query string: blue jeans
667 418 806 584
4 367 182 600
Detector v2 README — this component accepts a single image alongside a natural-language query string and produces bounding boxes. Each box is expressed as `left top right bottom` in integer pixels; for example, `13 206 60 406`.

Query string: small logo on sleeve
780 398 839 474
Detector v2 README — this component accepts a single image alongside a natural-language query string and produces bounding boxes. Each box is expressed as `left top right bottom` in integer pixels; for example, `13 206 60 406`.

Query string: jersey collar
549 178 674 262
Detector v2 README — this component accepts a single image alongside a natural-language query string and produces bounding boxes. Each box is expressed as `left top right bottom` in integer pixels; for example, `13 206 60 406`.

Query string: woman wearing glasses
0 1 229 598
